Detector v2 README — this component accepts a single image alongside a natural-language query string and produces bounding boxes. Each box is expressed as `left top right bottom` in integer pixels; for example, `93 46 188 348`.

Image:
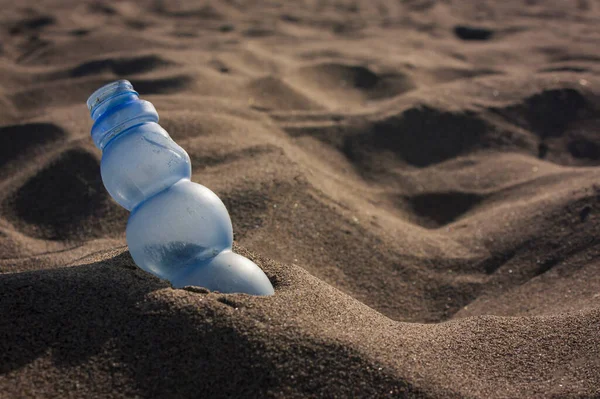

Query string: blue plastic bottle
87 80 274 296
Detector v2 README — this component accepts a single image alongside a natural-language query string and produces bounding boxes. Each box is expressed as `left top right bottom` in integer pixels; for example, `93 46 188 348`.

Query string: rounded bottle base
170 250 274 296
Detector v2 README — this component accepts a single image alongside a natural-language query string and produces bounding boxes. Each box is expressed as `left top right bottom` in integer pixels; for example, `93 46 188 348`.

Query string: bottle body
100 122 191 211
88 80 274 296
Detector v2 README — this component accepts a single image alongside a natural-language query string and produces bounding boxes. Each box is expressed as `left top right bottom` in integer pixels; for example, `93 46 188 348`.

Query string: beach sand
1 0 600 397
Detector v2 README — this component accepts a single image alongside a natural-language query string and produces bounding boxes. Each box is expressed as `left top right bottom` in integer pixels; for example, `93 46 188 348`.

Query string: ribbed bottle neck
87 80 138 121
88 80 159 150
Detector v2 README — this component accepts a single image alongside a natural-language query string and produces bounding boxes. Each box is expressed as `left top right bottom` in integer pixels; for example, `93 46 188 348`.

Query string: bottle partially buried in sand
87 80 274 296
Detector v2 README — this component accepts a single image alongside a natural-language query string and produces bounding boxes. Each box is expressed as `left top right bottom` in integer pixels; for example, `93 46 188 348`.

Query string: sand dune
1 0 600 397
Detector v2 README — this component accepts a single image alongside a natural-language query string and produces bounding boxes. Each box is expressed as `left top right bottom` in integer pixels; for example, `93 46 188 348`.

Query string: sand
1 0 600 397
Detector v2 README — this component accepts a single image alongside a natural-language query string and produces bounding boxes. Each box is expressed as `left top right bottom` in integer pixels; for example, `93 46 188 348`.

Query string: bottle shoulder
92 98 158 150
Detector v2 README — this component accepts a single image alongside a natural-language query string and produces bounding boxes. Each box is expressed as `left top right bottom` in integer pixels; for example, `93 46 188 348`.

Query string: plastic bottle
87 80 274 296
